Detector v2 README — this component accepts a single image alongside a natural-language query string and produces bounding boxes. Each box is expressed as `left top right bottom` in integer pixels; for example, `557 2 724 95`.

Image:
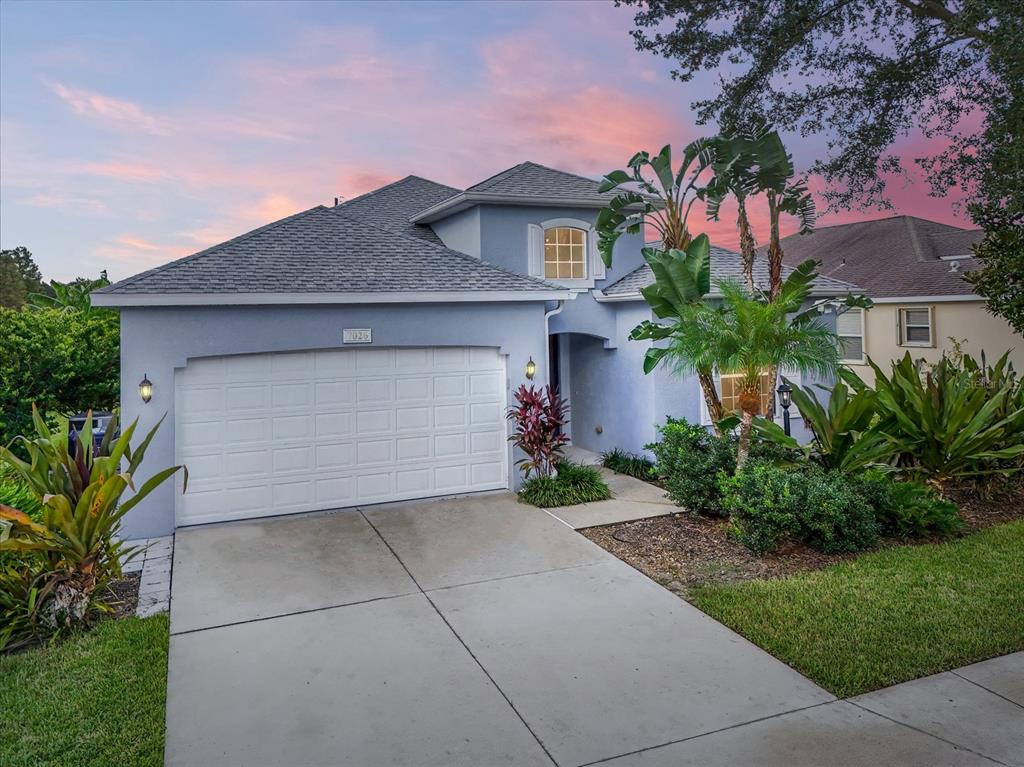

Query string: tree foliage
622 0 1024 330
0 308 120 448
0 247 47 309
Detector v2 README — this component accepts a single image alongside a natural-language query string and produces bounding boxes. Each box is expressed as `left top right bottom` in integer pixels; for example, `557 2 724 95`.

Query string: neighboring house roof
333 175 460 244
600 245 859 299
93 206 565 306
775 215 982 299
410 161 626 224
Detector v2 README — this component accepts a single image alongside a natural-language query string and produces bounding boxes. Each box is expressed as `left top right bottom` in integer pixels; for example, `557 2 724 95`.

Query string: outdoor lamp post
777 381 793 437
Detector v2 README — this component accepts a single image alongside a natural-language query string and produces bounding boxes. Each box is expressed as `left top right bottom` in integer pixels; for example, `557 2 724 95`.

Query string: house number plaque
342 328 372 344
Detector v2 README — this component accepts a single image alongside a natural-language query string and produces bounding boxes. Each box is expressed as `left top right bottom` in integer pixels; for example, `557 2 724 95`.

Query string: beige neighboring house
778 215 1023 384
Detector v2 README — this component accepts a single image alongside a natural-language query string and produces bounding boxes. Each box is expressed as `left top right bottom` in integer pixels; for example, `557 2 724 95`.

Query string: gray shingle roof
96 206 559 295
602 245 860 297
775 216 982 298
466 161 618 201
335 175 460 244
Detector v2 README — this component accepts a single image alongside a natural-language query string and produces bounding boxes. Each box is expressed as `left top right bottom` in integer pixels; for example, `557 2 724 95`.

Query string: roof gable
466 162 616 200
335 175 460 244
95 206 562 300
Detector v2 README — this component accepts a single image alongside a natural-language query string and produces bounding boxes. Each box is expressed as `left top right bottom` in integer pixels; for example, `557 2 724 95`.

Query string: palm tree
639 259 844 468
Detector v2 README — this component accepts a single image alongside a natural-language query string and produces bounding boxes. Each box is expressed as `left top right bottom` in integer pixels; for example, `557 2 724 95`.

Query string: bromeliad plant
0 406 186 645
869 353 1024 488
506 385 569 479
753 370 898 474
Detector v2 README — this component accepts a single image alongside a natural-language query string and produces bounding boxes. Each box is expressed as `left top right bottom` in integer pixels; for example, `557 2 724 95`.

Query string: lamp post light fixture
139 374 153 404
525 357 536 380
777 381 792 436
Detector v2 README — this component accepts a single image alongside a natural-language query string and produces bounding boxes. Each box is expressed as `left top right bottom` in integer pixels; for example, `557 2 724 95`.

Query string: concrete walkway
164 493 1022 767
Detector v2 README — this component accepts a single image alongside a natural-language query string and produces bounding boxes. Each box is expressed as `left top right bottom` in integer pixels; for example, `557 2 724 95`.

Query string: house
777 216 1022 383
94 163 856 538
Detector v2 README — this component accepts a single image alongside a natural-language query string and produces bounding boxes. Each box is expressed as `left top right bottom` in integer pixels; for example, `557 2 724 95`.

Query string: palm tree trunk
765 363 778 420
736 198 757 293
697 369 724 435
736 409 755 470
767 192 783 300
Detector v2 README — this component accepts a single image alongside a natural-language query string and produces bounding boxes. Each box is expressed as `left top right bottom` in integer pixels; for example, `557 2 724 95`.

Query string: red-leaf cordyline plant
506 385 569 479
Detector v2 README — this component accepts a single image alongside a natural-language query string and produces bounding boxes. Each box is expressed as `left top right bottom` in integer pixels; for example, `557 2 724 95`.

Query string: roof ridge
335 174 461 210
329 209 558 291
96 206 329 293
466 162 529 192
521 161 606 188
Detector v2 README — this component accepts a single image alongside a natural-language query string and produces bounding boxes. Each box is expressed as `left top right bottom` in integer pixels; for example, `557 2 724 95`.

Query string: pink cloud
49 81 170 135
73 161 171 183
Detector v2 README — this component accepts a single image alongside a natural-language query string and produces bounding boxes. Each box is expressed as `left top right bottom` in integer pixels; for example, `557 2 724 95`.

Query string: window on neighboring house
544 227 586 279
837 307 865 363
719 371 774 416
898 306 933 347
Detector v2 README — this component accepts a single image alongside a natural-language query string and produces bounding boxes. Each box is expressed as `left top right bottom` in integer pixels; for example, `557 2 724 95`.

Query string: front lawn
691 520 1024 697
0 615 169 767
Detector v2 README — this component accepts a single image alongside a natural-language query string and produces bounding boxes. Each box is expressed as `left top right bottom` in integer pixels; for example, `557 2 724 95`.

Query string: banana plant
753 370 897 473
27 272 111 315
595 140 716 266
629 234 725 428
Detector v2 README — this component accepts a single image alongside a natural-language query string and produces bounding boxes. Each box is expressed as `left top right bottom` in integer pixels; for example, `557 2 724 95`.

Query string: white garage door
175 346 509 525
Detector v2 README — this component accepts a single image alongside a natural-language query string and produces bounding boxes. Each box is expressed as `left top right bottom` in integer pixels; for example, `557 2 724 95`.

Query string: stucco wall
567 302 658 456
850 300 1023 385
118 301 549 538
430 206 481 258
478 204 647 287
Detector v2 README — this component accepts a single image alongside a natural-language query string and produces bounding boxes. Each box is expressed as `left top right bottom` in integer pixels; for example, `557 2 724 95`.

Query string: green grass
0 615 169 767
692 521 1024 698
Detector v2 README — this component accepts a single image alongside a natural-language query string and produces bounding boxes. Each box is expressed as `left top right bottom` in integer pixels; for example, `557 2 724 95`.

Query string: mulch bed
581 475 1024 599
104 572 141 619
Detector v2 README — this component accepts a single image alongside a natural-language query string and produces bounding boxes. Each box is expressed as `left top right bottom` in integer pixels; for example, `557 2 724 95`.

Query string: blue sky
0 0 969 282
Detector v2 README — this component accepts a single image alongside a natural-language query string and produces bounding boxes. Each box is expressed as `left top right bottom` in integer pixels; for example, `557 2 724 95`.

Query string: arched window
544 227 586 279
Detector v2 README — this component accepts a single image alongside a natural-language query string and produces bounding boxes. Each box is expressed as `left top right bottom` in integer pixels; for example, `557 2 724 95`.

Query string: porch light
525 357 536 380
139 374 153 404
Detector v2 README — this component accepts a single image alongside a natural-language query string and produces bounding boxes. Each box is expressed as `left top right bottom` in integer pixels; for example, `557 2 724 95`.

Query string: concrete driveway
163 493 1002 767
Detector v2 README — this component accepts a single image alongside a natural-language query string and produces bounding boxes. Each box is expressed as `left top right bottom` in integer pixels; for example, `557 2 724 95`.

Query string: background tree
29 271 111 315
622 0 1024 331
0 247 47 308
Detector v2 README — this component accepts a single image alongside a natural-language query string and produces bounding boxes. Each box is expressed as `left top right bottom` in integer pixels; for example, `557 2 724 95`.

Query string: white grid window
899 307 933 347
837 308 865 363
544 227 586 279
719 371 773 416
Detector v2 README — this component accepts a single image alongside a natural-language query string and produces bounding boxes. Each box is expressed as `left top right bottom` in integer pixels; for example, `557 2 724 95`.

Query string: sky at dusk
0 0 973 283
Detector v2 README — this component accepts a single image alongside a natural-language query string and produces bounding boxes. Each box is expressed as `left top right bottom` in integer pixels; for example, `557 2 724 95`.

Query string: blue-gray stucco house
93 162 856 538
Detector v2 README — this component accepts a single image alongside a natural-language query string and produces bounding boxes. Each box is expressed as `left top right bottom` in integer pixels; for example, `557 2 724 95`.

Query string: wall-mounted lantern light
139 374 153 404
525 357 536 380
777 381 792 436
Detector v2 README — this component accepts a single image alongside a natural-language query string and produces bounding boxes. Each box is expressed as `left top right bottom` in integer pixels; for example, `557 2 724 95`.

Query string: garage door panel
175 347 508 525
356 409 392 434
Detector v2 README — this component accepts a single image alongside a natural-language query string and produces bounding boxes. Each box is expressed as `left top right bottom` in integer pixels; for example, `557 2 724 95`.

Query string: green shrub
519 461 611 507
799 470 879 553
719 462 802 553
647 417 735 515
601 448 656 480
721 462 879 554
0 307 119 448
854 470 963 538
